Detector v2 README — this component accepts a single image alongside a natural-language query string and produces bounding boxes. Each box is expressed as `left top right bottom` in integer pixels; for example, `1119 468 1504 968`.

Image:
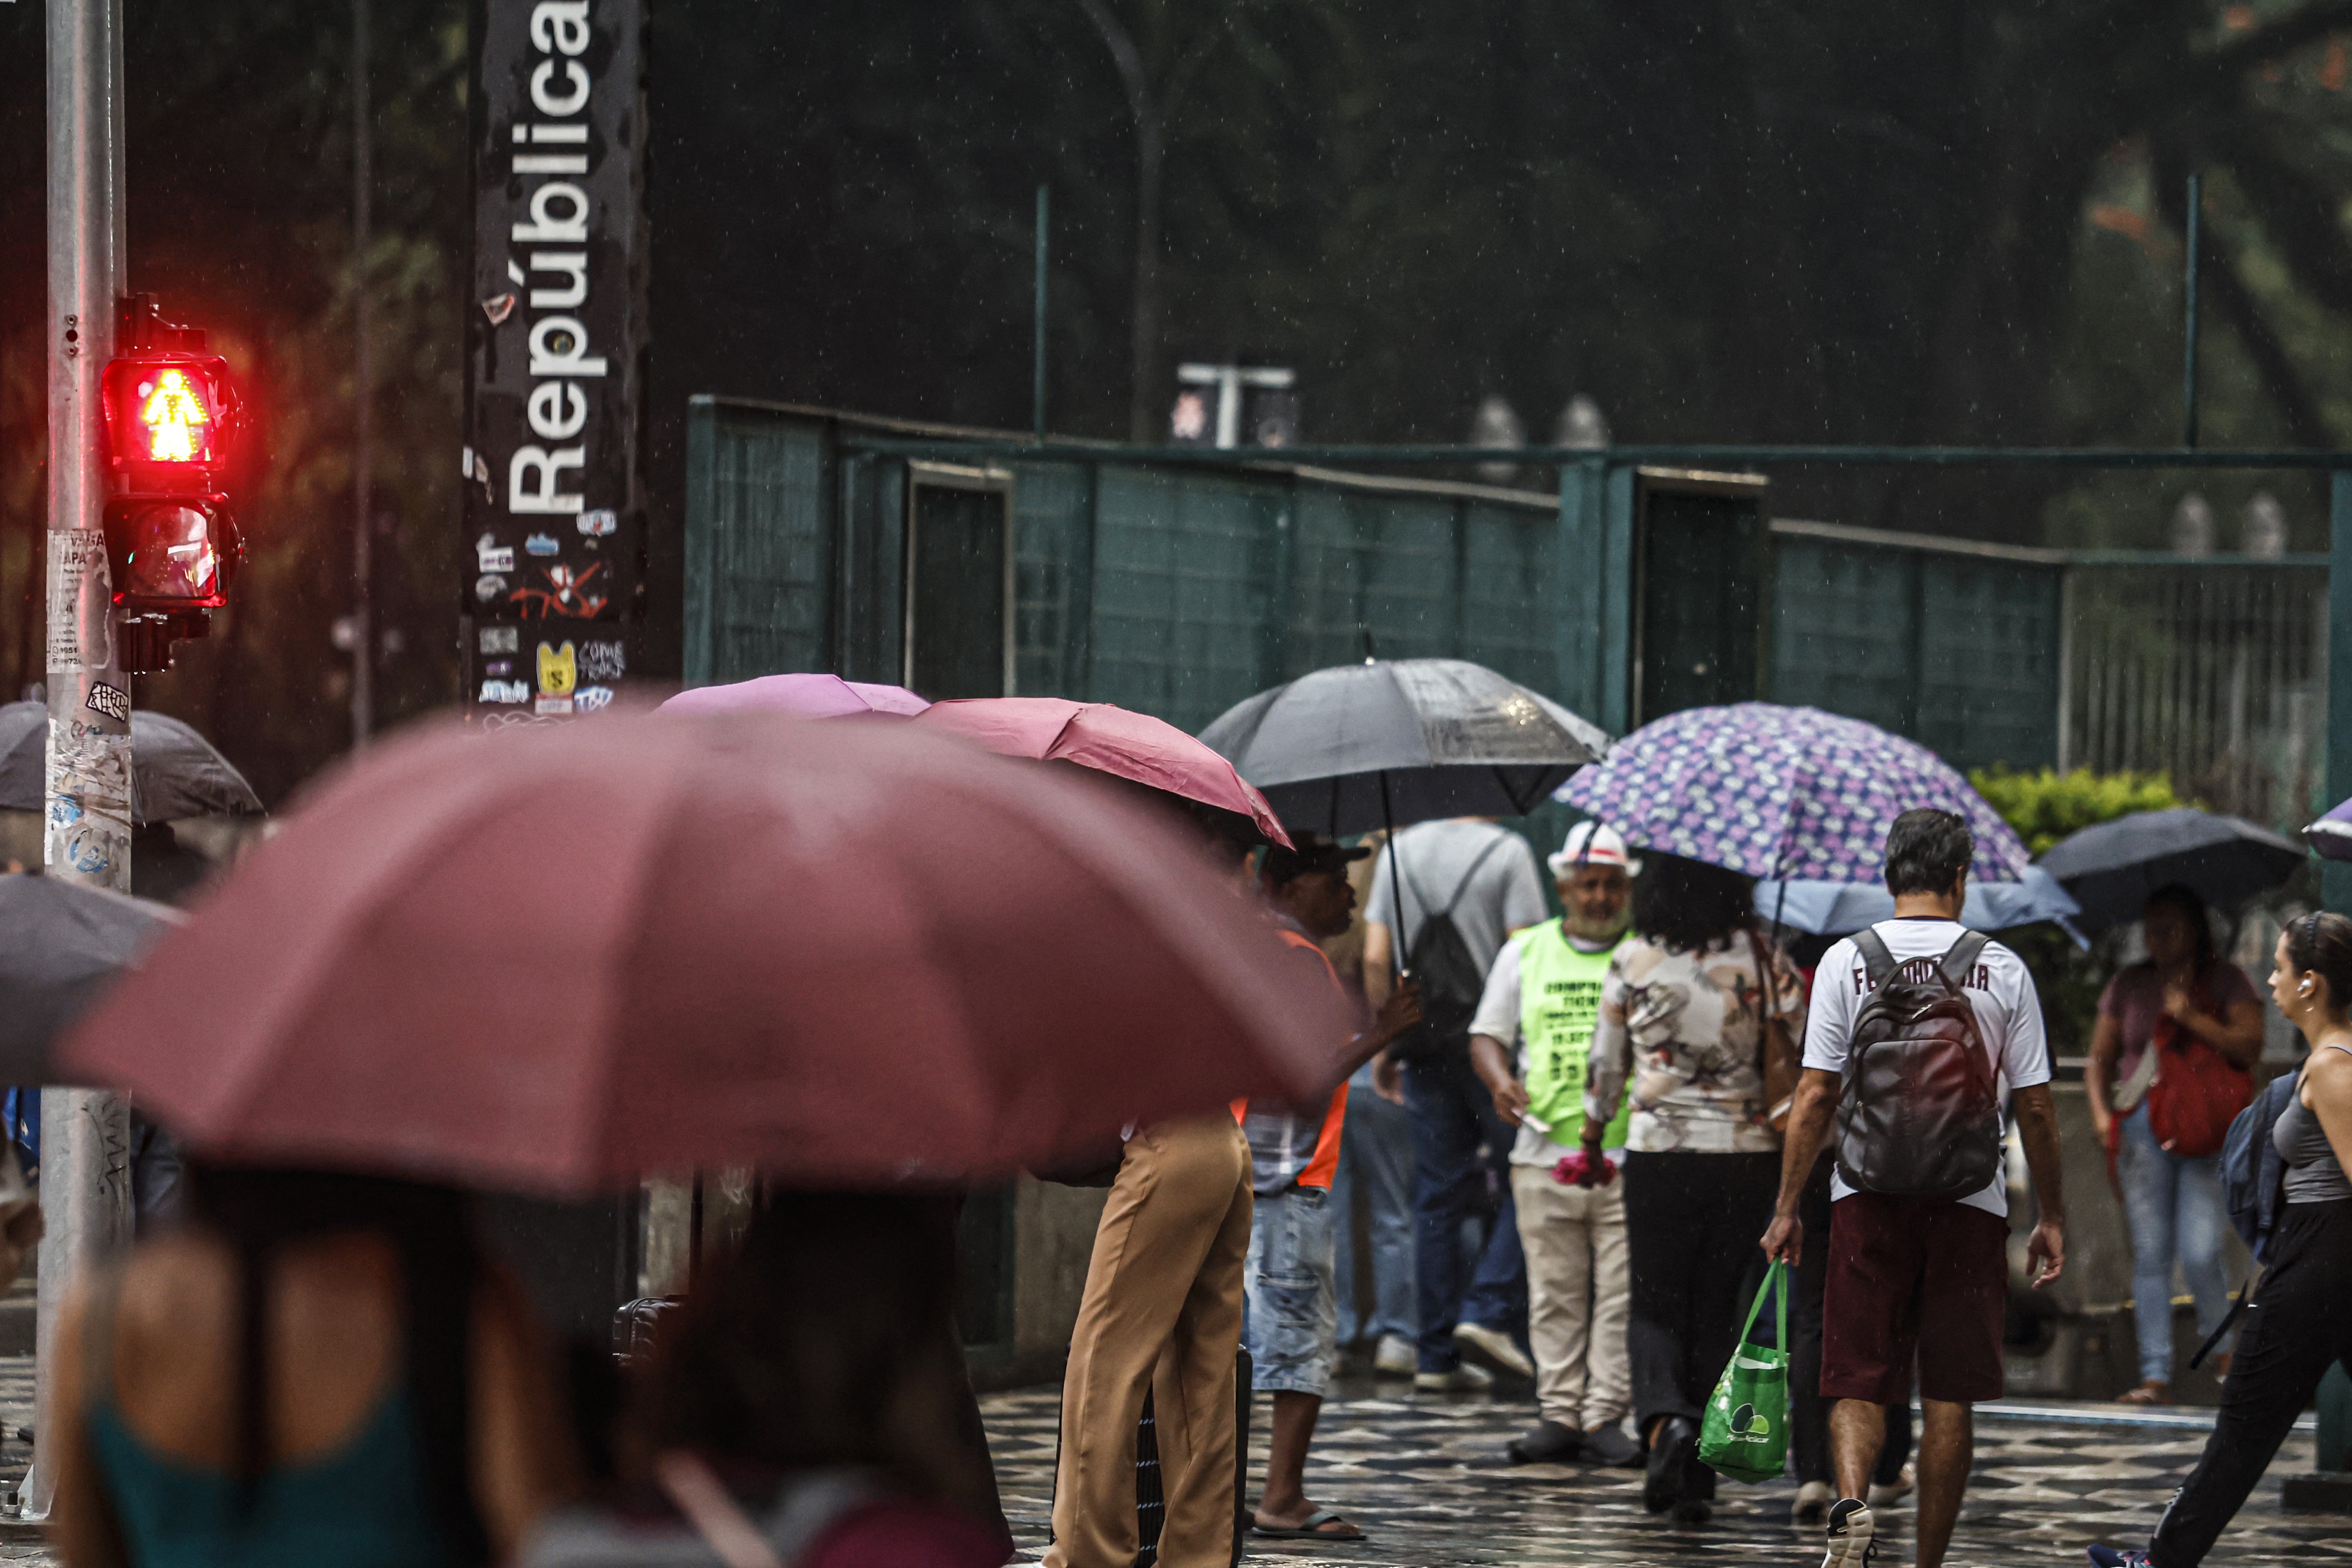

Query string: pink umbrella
914 697 1292 848
60 713 1343 1194
656 672 929 719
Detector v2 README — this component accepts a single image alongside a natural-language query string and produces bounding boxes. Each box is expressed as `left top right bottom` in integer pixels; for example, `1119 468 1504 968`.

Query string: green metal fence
682 399 2110 776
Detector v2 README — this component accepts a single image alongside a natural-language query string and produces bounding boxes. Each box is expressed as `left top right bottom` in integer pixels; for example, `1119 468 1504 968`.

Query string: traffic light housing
99 296 245 669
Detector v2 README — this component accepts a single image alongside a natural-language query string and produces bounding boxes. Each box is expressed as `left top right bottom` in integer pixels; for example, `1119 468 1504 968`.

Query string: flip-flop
1252 1509 1366 1541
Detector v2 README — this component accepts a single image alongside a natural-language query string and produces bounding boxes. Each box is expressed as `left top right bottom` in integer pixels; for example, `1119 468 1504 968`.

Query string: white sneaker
1822 1499 1876 1567
1374 1333 1417 1377
1791 1479 1832 1524
1413 1362 1495 1392
1452 1321 1534 1379
1868 1463 1914 1508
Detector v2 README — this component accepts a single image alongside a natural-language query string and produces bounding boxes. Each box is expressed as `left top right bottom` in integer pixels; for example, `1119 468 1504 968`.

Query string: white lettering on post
512 183 590 244
528 316 609 378
531 57 590 115
511 446 587 514
528 381 589 440
527 251 589 308
531 2 592 55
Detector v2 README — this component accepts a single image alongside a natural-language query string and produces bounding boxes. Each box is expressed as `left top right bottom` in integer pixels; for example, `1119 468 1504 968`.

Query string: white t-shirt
1802 917 2050 1218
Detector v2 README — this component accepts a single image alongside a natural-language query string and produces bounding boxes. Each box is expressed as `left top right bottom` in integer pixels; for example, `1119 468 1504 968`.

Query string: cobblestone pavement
0 1359 47 1562
981 1372 2352 1567
0 1348 2340 1567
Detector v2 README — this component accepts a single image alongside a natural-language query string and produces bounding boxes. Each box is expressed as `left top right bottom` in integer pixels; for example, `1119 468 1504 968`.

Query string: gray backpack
1834 928 2003 1201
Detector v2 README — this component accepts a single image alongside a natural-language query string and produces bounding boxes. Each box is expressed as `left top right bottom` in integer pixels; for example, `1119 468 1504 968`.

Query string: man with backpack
1364 816 1549 1389
1761 809 2069 1568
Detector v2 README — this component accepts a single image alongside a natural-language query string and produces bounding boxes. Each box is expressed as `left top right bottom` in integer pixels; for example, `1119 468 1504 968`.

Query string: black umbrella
1197 657 1611 840
2037 807 2307 933
0 701 263 825
0 873 178 1084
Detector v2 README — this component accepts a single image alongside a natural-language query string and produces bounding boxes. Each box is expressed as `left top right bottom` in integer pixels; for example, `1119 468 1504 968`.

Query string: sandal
2115 1380 2170 1405
1252 1508 1366 1541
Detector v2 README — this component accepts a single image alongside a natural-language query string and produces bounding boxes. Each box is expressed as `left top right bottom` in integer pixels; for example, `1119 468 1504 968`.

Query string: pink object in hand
1550 1149 1617 1188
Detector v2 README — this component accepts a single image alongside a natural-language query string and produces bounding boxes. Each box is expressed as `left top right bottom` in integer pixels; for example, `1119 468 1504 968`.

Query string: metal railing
2060 562 2328 829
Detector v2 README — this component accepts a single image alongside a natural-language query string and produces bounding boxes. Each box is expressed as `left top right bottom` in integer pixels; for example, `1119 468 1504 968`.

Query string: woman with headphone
2089 912 2352 1567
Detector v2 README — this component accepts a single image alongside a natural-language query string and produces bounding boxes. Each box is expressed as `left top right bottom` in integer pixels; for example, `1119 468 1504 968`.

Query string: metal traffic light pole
24 0 136 1523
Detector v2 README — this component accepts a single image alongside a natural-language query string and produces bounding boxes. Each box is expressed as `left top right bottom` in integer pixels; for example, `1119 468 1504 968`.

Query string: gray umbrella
2038 807 2307 933
1197 657 1611 839
0 701 263 826
0 873 179 1084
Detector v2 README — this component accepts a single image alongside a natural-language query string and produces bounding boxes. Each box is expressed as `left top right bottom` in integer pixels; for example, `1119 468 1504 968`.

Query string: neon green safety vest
1514 919 1631 1151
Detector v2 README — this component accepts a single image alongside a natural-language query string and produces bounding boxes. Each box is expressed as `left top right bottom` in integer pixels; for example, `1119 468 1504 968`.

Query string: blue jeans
2118 1103 2232 1384
1246 1184 1339 1397
1404 1049 1526 1373
1333 1068 1416 1347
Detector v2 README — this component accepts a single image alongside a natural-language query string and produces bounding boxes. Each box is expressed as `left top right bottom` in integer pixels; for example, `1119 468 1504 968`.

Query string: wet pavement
0 1349 2338 1564
981 1371 2352 1566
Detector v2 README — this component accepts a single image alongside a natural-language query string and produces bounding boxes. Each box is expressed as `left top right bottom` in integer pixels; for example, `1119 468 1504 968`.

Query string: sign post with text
463 0 646 727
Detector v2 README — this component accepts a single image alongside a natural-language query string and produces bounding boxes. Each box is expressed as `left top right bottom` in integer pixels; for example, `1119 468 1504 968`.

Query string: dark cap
1262 834 1373 885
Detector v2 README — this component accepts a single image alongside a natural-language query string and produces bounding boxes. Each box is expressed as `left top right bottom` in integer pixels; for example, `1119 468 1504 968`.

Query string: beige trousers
1047 1114 1253 1568
1511 1162 1632 1433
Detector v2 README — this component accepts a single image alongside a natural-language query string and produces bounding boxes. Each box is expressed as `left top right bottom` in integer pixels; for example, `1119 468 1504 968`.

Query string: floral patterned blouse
1585 929 1807 1155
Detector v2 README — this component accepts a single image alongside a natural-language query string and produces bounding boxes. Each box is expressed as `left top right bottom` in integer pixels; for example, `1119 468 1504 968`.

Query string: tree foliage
12 1 2352 801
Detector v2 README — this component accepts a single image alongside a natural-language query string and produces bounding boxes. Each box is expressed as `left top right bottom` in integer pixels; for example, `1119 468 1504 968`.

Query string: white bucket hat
1549 821 1642 878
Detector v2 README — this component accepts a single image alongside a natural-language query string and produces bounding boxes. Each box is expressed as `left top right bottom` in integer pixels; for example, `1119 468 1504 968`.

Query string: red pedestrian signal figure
133 367 215 464
97 295 247 669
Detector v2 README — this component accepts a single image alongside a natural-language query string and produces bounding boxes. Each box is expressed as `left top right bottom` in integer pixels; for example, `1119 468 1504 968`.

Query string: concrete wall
973 1175 1107 1393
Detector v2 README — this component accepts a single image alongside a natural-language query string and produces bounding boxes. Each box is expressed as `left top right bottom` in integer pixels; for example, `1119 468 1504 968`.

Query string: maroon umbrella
913 698 1292 848
655 672 929 719
60 714 1341 1194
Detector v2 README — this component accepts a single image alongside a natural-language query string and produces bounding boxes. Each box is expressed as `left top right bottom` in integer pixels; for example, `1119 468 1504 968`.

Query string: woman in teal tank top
50 1164 576 1568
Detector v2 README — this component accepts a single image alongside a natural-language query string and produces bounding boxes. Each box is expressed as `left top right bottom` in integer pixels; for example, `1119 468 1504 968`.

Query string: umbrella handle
1380 769 1406 983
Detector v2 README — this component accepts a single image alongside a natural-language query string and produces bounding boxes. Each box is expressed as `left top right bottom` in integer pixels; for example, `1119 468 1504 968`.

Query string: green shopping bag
1698 1259 1790 1485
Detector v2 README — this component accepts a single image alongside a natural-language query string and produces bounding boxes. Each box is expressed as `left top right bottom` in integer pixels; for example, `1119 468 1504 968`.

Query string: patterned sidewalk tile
982 1374 2348 1566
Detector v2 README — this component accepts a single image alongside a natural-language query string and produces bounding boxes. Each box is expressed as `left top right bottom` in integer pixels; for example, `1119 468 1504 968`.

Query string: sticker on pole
45 531 114 674
84 683 129 724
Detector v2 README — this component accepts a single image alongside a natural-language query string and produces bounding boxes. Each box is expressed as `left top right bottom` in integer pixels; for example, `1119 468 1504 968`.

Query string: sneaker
2086 1548 2153 1567
1373 1333 1417 1377
1453 1321 1535 1380
1643 1416 1697 1515
1506 1419 1581 1465
1791 1479 1832 1524
1822 1499 1876 1567
1671 1497 1713 1525
1578 1423 1643 1468
1414 1362 1495 1393
1868 1463 1914 1508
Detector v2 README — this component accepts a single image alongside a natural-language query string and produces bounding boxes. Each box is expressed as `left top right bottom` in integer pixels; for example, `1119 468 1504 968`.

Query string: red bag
2145 974 2252 1159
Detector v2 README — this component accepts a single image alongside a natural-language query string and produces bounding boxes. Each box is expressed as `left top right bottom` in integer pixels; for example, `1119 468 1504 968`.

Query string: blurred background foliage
7 1 2352 798
1970 766 2190 857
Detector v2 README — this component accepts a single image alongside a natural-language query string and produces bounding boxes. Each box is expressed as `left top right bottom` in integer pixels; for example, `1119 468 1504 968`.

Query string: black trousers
1787 1151 1911 1489
2149 1199 2352 1566
1622 1150 1781 1454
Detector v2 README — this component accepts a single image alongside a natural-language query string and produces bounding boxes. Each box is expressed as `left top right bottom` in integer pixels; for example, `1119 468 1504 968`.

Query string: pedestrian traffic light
98 295 246 670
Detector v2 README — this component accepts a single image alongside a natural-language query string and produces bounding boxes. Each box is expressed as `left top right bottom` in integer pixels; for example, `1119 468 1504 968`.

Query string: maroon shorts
1821 1191 2008 1406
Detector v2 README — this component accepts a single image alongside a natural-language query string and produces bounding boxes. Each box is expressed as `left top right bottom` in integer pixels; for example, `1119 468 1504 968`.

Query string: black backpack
1834 928 2004 1201
1384 835 1508 1064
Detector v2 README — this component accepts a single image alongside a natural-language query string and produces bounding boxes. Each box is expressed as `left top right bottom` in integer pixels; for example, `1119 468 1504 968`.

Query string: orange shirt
1233 927 1351 1191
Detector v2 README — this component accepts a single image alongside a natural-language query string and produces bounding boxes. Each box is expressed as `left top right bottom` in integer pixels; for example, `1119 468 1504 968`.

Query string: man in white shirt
1762 809 2067 1568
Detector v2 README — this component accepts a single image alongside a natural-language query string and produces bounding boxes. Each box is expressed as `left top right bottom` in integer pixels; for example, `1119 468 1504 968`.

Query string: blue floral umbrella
1557 703 2029 884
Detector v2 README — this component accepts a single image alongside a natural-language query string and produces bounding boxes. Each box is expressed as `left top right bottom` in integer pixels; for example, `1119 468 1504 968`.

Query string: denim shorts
1245 1183 1339 1397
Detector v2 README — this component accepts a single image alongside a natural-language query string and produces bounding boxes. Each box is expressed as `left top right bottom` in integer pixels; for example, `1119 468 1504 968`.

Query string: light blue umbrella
1753 867 2087 947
